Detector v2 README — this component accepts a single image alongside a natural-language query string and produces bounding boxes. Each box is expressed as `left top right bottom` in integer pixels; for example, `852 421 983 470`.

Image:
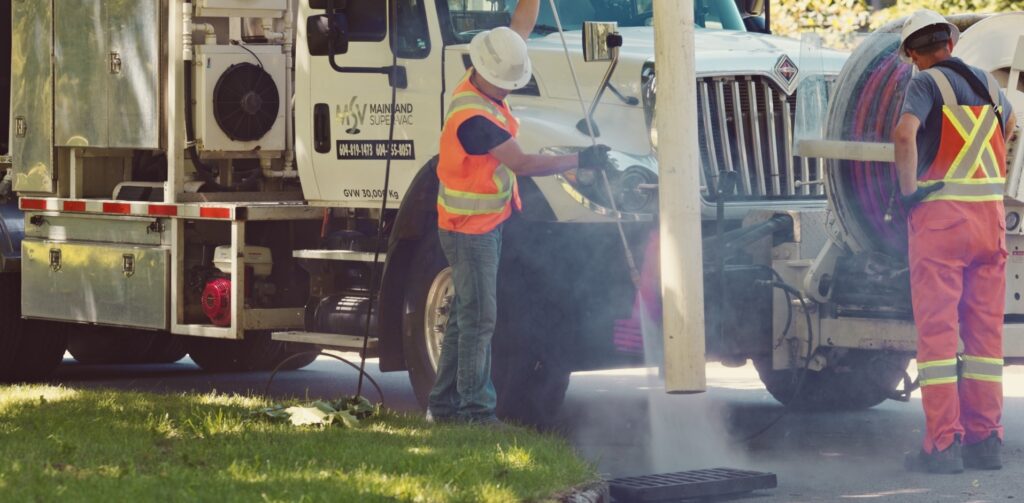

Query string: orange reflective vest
437 71 522 234
918 68 1007 203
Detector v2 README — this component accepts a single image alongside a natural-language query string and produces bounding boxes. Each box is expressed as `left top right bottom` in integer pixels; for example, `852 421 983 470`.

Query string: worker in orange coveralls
893 10 1017 474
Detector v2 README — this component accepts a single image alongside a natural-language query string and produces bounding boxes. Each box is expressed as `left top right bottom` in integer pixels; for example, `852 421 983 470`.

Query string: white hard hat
469 27 533 91
898 9 960 64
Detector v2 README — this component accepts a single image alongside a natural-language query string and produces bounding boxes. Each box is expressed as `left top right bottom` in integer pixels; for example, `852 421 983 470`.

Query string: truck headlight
542 146 658 217
641 64 657 152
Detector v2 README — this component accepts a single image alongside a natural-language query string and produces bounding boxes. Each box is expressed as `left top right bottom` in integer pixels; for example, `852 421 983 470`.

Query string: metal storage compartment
10 0 55 193
54 0 162 149
22 239 169 329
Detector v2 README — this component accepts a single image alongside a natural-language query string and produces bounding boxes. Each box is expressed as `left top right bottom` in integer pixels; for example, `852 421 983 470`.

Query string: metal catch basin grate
608 467 777 502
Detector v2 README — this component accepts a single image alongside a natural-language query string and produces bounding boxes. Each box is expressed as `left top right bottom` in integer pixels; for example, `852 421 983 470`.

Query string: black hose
355 0 400 402
737 271 816 444
183 63 222 184
264 350 386 404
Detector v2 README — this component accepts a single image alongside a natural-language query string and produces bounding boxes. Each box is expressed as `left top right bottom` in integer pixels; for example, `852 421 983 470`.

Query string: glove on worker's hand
901 182 945 209
578 144 612 170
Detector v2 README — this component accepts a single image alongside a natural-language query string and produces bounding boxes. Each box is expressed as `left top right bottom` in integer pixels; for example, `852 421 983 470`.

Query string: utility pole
654 0 706 393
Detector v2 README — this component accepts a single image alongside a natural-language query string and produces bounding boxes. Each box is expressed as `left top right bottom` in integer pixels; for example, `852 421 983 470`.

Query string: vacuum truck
2 0 1018 425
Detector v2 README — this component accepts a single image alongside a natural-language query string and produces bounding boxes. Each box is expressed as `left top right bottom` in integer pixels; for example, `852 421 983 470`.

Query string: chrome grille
696 76 825 199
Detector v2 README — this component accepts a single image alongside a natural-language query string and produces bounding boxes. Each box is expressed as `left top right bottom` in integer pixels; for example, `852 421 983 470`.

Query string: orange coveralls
908 68 1008 453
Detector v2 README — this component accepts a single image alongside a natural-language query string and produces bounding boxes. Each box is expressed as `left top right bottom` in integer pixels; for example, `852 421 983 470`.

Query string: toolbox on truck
22 239 169 330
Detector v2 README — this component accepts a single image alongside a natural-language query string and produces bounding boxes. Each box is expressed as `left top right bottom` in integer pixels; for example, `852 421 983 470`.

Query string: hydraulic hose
183 63 222 185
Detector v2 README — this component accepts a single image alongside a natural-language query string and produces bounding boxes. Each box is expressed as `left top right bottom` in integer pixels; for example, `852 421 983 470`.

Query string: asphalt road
49 355 1024 502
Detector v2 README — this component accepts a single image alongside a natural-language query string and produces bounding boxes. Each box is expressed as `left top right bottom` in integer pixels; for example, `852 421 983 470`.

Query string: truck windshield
444 0 746 43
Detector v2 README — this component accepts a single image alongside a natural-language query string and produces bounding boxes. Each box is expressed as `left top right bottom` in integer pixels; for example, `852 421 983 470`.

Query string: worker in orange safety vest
427 0 612 426
893 9 1018 474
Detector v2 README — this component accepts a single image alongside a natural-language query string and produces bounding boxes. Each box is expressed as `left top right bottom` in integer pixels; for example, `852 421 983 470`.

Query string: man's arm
509 0 540 40
490 137 578 177
893 113 921 197
1006 114 1017 143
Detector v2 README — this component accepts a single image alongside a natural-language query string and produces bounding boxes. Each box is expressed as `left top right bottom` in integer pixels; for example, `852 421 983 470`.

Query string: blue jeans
427 226 502 421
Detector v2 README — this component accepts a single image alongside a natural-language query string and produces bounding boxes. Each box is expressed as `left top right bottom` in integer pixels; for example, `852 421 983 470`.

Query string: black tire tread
755 350 911 411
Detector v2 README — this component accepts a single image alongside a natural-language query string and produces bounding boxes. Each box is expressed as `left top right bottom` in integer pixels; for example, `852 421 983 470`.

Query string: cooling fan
212 62 281 142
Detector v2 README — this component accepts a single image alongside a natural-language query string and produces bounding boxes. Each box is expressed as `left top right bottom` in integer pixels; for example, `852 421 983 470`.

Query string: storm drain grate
608 467 777 502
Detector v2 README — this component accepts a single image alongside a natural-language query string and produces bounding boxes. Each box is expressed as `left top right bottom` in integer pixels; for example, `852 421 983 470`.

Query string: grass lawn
0 385 597 502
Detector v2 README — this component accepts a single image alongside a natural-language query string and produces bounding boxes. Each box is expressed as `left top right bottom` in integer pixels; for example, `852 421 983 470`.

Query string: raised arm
509 0 541 40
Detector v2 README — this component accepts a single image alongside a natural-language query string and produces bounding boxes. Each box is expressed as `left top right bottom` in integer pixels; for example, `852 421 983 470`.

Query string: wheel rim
423 267 454 372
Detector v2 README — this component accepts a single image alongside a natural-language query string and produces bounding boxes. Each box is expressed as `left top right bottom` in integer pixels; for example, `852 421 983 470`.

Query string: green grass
0 385 597 502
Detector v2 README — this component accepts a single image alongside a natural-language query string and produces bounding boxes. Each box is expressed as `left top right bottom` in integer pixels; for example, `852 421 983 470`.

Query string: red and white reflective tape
18 198 235 220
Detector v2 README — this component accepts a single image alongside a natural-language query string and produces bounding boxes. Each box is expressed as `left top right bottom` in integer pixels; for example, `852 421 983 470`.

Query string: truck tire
754 350 911 411
186 332 284 372
271 345 321 371
402 230 572 428
67 327 187 365
402 232 450 410
491 241 573 429
0 276 68 382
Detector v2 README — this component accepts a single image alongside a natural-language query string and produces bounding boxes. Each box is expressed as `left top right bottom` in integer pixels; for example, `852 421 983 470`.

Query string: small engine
201 246 274 326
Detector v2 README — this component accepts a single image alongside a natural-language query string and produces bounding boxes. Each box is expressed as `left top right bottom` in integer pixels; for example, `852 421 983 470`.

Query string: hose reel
824 15 1003 258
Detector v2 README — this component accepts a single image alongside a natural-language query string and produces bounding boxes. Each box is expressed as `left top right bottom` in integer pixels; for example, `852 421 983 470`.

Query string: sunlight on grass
193 392 267 408
0 385 78 413
470 482 520 502
405 446 433 456
0 385 596 502
496 444 535 471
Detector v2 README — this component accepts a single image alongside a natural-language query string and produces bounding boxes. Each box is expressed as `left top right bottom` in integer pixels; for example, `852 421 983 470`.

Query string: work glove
900 182 945 209
578 144 612 171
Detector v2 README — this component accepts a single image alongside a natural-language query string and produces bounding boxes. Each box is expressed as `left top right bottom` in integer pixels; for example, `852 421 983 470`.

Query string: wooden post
654 0 706 393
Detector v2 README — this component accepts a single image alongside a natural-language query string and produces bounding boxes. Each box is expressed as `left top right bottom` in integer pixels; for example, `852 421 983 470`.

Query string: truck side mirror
307 13 350 57
582 21 620 63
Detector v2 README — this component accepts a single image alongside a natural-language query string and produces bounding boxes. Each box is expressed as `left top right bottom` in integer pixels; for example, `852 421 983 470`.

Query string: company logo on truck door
338 97 366 135
337 97 415 135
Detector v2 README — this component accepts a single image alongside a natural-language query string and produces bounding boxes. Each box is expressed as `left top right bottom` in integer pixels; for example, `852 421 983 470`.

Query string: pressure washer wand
546 0 642 288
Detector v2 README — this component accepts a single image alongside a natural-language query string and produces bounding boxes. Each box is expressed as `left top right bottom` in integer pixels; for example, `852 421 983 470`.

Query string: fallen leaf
285 406 331 426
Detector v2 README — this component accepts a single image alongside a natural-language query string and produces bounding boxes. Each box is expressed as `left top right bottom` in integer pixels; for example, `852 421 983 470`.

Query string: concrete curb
558 480 611 503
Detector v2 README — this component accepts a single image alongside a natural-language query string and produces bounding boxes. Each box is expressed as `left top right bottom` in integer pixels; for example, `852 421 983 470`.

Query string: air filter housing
194 45 286 153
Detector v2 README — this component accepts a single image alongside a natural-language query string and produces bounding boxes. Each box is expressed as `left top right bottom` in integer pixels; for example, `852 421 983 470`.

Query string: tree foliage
772 0 871 48
869 0 1024 27
772 0 1024 49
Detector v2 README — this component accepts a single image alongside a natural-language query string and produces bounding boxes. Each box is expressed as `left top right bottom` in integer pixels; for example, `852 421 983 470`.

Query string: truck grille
696 76 825 199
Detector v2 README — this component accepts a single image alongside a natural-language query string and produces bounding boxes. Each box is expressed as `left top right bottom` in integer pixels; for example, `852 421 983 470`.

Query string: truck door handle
314 103 331 154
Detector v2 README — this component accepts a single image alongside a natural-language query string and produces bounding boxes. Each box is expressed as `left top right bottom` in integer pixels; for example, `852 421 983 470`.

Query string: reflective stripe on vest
962 354 1003 383
445 92 509 128
919 69 1006 203
437 164 515 216
918 358 958 387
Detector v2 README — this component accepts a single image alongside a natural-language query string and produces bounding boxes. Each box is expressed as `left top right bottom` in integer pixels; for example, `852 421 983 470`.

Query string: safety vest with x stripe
917 68 1007 203
436 71 522 234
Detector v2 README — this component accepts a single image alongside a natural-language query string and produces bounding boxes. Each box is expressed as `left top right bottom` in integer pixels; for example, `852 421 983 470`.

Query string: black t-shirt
457 116 512 155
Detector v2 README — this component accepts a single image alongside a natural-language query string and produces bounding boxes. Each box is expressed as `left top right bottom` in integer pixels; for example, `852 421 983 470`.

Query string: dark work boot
964 433 1002 470
905 436 964 474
